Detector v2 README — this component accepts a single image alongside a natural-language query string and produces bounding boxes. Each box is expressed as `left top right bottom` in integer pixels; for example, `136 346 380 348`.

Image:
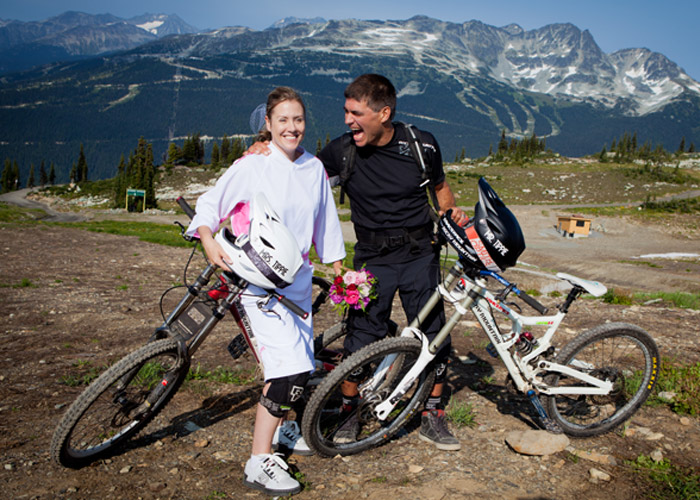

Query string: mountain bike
301 224 659 457
50 197 345 468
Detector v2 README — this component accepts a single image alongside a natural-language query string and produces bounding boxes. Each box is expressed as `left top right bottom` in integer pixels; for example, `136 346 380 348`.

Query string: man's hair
256 86 305 142
344 74 396 120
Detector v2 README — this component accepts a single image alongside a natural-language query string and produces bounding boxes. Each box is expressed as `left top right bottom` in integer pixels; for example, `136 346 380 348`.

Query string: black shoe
419 409 461 451
332 413 359 444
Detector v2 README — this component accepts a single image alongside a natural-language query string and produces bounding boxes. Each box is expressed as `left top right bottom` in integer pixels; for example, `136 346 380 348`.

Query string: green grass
0 202 47 222
634 291 700 310
446 398 477 427
186 364 257 385
648 360 700 415
52 220 191 247
628 454 700 500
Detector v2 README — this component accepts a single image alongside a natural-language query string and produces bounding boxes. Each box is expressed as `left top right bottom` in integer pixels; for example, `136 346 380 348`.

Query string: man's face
344 98 392 147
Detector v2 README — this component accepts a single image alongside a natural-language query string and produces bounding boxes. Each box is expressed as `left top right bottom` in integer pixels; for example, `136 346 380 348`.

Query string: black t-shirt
319 123 445 231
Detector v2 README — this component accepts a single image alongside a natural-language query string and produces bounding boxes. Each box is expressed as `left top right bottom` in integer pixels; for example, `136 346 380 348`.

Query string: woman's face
265 99 305 160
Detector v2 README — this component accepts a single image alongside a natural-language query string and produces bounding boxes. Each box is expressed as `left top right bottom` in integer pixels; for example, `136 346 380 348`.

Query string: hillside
1 15 699 184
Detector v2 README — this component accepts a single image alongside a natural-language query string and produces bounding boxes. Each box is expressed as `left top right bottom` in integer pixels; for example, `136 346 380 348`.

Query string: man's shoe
332 413 359 444
418 409 461 451
272 420 313 456
243 453 302 496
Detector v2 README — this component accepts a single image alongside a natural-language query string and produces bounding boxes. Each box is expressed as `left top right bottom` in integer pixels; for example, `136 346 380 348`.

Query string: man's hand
435 181 467 225
245 140 271 156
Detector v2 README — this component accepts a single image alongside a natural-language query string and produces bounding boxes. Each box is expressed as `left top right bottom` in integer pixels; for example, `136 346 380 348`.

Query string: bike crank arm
374 335 435 420
536 361 614 396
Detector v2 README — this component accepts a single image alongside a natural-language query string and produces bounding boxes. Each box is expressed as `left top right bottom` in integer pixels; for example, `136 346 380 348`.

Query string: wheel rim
549 334 652 431
310 341 426 454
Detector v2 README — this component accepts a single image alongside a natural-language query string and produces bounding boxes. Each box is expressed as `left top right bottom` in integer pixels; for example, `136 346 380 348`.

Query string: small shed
556 214 592 238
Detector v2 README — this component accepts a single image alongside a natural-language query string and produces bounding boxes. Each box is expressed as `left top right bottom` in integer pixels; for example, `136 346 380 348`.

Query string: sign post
126 188 146 212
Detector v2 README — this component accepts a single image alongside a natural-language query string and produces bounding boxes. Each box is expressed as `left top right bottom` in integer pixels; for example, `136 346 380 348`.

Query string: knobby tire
51 339 189 468
302 336 435 457
544 322 659 437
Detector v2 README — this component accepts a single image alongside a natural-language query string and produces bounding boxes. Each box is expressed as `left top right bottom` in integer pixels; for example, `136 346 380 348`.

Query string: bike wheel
302 337 435 457
51 339 189 468
544 322 659 437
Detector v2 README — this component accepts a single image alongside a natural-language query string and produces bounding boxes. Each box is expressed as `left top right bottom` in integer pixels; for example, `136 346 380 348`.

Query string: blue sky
3 0 699 80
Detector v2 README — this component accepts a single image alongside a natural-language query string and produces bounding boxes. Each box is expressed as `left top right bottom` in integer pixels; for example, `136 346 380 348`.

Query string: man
318 74 466 450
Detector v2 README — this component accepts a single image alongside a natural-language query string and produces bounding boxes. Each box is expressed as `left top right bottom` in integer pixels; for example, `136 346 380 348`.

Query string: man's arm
435 181 466 225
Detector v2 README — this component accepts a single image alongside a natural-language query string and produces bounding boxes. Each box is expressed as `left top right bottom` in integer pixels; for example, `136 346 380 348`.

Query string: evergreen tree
497 129 508 155
316 138 323 156
230 137 245 164
144 143 157 209
39 160 48 187
599 146 607 162
166 142 182 167
76 143 88 182
70 163 77 183
460 147 466 161
49 163 56 185
220 135 231 164
678 137 686 154
27 164 35 188
114 154 126 207
12 161 20 190
211 142 220 168
1 159 11 193
689 143 696 153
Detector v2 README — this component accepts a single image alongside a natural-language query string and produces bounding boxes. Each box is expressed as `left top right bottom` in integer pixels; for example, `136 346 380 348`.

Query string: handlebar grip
177 196 196 220
275 293 309 319
519 291 549 315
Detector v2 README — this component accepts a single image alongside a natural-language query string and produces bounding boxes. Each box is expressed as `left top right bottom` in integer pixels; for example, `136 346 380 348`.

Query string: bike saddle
555 273 607 297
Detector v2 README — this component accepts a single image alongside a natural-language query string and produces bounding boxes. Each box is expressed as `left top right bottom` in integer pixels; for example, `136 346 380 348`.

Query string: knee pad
259 373 309 418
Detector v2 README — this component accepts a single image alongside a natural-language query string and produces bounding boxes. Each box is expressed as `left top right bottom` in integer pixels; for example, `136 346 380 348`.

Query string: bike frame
374 260 613 420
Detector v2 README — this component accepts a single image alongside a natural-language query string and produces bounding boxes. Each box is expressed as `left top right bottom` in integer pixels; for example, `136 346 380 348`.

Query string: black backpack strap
401 122 441 220
338 131 356 205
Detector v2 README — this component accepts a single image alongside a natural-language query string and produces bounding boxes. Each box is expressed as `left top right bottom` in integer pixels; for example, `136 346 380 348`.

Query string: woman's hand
332 260 344 276
198 226 233 271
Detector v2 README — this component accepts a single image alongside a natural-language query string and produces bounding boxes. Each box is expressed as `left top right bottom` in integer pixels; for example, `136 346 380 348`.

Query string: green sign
126 188 146 197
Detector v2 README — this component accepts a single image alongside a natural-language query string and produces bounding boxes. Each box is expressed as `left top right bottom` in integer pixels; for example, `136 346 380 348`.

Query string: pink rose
343 271 359 286
345 288 360 305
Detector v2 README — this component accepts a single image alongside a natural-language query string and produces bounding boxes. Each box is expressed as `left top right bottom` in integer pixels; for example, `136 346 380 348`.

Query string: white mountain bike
301 209 659 458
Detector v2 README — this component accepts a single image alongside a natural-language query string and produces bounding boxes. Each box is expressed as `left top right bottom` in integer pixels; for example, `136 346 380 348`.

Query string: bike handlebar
177 196 196 220
517 290 549 315
273 292 309 320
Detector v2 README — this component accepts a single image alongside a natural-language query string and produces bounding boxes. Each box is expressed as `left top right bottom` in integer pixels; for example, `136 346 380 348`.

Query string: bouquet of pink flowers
329 268 378 315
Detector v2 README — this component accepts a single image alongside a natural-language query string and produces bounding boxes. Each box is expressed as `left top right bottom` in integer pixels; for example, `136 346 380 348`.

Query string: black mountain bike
50 197 345 468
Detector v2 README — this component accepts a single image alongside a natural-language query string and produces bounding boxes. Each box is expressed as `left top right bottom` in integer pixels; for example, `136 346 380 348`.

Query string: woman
187 87 345 496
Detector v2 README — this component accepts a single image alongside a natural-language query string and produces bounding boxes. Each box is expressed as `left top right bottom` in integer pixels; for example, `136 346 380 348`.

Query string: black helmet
439 177 525 272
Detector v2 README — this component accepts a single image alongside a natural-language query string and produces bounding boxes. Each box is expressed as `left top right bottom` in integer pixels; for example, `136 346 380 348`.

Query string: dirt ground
0 198 699 499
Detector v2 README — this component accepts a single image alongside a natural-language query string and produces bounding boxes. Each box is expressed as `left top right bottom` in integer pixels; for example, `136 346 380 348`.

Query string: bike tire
302 336 435 457
543 322 659 437
51 339 189 468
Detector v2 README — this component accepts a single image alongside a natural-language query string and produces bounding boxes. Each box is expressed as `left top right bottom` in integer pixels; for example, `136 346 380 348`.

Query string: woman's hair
255 86 306 142
344 74 396 120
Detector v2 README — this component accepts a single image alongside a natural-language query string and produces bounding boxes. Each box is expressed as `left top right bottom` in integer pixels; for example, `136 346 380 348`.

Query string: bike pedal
227 334 249 359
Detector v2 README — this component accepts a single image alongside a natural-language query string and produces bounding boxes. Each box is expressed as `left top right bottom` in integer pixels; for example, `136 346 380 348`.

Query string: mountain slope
0 12 198 73
0 15 698 184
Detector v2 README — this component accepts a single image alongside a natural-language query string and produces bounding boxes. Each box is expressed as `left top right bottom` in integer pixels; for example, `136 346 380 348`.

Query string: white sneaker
243 453 301 496
272 420 313 456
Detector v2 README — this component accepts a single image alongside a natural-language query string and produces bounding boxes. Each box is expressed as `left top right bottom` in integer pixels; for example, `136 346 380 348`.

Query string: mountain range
0 13 698 184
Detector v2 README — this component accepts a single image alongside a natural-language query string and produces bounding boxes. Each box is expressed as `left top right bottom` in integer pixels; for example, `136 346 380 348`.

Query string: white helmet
215 193 303 289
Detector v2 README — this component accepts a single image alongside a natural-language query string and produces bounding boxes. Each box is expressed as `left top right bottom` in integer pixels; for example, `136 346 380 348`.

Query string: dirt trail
0 193 698 499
